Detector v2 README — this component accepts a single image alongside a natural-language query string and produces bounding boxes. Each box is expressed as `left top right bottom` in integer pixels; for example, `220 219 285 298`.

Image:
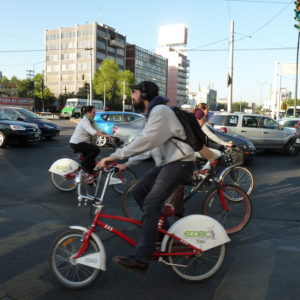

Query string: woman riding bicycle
69 105 107 182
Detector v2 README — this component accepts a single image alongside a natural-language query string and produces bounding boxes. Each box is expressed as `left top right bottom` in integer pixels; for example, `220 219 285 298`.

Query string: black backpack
170 106 205 152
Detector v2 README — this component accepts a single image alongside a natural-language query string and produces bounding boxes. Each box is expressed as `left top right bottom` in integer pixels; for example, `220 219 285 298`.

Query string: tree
231 102 249 112
93 59 134 110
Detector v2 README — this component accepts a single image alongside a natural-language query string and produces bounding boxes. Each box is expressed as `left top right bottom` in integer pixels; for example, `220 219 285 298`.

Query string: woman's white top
69 117 98 144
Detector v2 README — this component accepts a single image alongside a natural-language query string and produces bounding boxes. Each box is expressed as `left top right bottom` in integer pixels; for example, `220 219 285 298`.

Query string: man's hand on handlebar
96 156 115 169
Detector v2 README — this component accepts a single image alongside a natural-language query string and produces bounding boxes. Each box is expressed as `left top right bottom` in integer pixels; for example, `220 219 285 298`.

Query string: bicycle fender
70 226 106 271
217 164 239 182
160 215 230 252
49 158 80 176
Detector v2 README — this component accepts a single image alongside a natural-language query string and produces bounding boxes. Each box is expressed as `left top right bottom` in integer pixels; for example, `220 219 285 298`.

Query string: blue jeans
132 160 194 262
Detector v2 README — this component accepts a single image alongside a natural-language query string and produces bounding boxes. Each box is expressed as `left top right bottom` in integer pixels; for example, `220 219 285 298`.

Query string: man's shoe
112 256 148 274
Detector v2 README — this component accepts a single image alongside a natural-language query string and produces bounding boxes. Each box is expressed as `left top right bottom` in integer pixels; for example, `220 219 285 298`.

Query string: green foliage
281 99 300 110
231 102 249 112
93 59 134 109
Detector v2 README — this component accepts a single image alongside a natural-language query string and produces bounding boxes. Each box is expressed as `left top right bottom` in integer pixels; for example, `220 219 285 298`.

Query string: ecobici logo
184 226 216 242
55 165 72 172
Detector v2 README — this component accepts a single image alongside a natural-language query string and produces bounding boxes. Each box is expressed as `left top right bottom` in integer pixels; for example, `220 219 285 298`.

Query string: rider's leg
133 161 194 263
70 142 100 173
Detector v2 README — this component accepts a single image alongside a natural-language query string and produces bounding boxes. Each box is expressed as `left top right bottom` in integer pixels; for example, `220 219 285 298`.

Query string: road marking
213 244 276 300
0 223 65 257
0 261 52 300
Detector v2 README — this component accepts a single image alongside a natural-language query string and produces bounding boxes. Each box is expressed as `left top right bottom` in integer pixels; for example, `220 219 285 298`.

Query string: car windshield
0 112 10 120
17 109 40 119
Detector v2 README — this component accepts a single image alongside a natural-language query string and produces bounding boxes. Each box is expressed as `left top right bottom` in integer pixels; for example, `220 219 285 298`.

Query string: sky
0 0 297 104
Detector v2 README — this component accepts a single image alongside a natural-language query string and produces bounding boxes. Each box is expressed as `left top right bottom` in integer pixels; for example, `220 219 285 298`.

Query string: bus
286 106 300 118
60 98 104 119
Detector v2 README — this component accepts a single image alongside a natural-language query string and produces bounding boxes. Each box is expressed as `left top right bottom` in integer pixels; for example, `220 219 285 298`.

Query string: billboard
158 24 188 46
0 97 34 106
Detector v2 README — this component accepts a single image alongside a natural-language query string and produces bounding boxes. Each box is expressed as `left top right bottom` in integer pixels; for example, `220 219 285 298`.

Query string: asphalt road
1 119 300 300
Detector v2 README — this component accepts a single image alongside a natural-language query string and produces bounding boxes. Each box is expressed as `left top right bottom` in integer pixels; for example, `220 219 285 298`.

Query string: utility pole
85 47 93 106
227 20 234 113
294 32 300 117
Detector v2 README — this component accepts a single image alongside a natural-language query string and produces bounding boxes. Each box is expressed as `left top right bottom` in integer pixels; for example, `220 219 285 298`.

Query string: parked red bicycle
49 165 230 289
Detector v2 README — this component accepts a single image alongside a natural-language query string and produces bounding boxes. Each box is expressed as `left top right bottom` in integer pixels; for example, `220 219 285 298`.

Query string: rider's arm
82 119 98 136
201 123 228 146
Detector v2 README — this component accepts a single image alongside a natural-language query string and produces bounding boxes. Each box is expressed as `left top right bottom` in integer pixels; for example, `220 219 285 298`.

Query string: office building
45 23 126 96
126 44 168 97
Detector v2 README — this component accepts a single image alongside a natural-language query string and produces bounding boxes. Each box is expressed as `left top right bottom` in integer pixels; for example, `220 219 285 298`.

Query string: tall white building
155 24 189 107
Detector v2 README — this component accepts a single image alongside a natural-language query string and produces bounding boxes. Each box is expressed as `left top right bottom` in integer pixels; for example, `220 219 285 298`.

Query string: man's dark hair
129 81 159 100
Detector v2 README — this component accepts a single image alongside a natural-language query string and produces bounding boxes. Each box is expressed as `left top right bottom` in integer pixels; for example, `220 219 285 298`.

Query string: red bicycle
49 165 230 289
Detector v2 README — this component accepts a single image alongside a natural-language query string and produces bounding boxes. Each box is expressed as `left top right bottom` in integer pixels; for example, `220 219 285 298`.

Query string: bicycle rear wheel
49 230 101 289
50 172 77 192
202 184 252 234
121 179 143 219
221 166 254 198
110 168 137 195
167 237 226 281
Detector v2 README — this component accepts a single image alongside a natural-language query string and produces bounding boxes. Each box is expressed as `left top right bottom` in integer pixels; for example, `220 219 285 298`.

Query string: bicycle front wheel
202 184 252 234
110 168 137 195
121 179 143 219
49 230 101 289
221 166 254 197
167 237 226 281
50 172 77 192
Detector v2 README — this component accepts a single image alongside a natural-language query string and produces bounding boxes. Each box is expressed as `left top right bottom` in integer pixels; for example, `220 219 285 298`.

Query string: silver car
277 118 300 129
209 112 298 155
113 117 146 145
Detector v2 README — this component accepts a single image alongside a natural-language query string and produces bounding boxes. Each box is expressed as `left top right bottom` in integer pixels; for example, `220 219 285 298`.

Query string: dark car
0 107 60 139
206 124 256 163
0 111 41 148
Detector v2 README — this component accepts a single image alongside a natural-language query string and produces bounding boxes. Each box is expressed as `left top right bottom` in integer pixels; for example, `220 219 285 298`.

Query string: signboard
0 97 34 106
158 24 188 46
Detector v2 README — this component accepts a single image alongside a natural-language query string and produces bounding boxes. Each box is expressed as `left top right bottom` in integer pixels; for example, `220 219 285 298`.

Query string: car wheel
96 135 107 147
285 141 299 156
0 131 7 148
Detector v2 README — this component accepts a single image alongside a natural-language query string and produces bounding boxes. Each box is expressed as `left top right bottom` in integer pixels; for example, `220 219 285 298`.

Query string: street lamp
85 47 93 106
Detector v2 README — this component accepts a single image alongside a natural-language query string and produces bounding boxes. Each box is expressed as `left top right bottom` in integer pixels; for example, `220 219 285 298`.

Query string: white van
61 98 104 119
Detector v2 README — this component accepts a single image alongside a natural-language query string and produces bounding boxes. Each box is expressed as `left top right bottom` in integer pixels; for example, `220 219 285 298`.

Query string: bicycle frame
73 210 202 261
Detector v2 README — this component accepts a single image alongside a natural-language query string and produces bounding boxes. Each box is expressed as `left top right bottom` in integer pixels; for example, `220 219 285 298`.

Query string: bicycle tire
202 184 252 234
121 179 143 219
167 237 226 281
49 230 102 289
221 166 254 197
110 168 137 195
50 172 77 192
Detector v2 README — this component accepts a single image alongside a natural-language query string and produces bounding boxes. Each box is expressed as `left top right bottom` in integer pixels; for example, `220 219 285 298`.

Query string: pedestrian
70 105 107 183
96 80 200 273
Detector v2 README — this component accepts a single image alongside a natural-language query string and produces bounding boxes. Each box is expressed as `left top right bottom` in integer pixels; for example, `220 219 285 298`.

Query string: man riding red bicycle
97 81 204 273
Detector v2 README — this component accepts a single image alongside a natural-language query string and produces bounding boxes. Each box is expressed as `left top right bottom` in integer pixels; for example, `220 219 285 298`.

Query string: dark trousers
132 160 194 262
70 142 100 173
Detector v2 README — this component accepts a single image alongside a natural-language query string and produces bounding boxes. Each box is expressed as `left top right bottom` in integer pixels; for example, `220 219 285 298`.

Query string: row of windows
46 74 91 82
46 63 90 72
135 60 167 75
135 68 167 84
223 115 280 129
46 29 92 41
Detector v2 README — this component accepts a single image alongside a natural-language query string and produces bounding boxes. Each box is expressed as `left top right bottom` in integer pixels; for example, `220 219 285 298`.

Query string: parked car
277 118 300 129
113 118 256 163
0 111 41 148
94 111 144 146
0 107 60 139
209 112 298 155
